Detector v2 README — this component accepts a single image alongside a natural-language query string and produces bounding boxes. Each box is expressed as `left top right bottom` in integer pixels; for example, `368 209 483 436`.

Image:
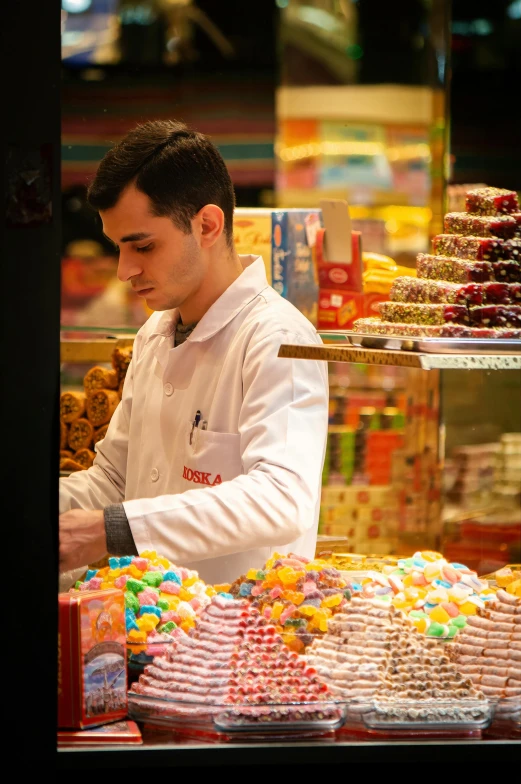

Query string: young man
59 120 328 584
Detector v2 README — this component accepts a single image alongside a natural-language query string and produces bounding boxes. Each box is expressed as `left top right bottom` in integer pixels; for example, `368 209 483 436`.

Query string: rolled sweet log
68 417 94 451
84 365 118 393
86 388 119 427
60 391 86 423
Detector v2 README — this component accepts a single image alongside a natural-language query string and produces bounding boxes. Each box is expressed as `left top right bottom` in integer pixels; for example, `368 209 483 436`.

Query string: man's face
100 184 205 312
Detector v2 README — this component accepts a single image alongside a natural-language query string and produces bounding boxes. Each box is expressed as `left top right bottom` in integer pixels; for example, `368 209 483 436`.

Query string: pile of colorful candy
228 552 356 652
494 565 521 595
73 551 216 652
357 551 493 638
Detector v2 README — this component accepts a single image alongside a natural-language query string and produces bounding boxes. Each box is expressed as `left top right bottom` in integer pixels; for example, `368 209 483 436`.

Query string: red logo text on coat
182 466 222 486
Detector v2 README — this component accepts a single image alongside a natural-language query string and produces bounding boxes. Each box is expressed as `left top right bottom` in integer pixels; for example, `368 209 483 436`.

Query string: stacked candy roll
353 187 521 338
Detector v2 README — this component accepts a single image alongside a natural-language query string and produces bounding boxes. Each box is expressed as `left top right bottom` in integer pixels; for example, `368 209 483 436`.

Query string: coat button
150 468 159 481
164 383 173 396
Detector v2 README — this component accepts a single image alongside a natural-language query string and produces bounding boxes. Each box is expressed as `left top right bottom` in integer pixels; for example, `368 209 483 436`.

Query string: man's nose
117 249 143 282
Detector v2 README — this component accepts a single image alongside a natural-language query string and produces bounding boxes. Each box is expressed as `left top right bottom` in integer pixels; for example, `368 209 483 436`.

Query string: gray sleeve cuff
104 504 138 556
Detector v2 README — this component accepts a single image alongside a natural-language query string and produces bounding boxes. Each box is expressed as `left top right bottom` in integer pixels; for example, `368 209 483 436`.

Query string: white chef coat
60 255 329 584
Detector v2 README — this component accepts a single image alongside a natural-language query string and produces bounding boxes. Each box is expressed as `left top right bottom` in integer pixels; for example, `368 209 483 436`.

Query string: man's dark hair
87 120 236 246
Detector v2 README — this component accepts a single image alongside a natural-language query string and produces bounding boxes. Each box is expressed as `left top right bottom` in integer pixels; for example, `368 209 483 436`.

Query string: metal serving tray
318 330 521 354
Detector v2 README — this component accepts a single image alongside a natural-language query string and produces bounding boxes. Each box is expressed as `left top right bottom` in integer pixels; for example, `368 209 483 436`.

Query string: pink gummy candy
263 607 272 620
161 581 180 595
138 589 159 606
114 575 130 589
441 566 459 584
251 584 263 597
269 585 283 599
279 604 297 625
441 601 460 618
88 577 102 590
148 564 164 572
179 568 190 581
303 581 317 595
161 610 180 624
412 573 428 586
133 557 148 571
79 581 91 591
189 598 201 611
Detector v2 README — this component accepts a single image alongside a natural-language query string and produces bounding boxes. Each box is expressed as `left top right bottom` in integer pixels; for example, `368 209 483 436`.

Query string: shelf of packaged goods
278 344 521 371
60 337 135 364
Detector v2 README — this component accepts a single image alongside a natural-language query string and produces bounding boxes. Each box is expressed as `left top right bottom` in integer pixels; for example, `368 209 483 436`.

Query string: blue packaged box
271 209 321 325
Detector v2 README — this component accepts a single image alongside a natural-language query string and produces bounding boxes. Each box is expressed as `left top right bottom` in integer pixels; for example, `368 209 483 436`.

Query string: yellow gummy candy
183 575 198 587
178 588 192 602
107 568 121 580
393 596 409 609
96 566 110 578
137 615 159 631
246 568 259 580
429 606 450 624
206 586 217 597
213 583 231 594
180 619 195 633
100 581 113 590
271 602 284 620
156 557 170 569
299 605 318 617
323 594 342 608
412 618 428 634
506 579 521 596
127 629 147 643
278 567 296 585
424 562 441 581
421 551 444 562
128 565 143 579
284 591 305 606
140 550 157 560
459 601 478 616
403 574 415 588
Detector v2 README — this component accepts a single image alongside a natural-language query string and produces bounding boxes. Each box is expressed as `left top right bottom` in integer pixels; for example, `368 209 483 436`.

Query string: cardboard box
234 208 273 284
318 289 364 330
58 589 127 729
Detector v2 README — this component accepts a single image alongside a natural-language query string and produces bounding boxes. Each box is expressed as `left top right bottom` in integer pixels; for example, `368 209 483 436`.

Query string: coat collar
150 255 269 342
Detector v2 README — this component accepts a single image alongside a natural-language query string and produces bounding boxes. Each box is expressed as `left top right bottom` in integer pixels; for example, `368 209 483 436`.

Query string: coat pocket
182 428 242 488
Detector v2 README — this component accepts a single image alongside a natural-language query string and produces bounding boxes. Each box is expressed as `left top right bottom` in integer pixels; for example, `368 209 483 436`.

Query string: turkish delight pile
228 552 355 652
448 589 521 723
354 187 521 338
305 596 489 725
129 594 342 726
73 551 216 651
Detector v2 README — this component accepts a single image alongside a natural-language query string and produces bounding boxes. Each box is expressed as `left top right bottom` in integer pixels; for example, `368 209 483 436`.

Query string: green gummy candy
391 569 406 577
426 621 445 637
284 618 305 628
447 625 458 638
124 591 140 613
409 610 427 619
452 615 467 628
255 570 266 580
142 572 163 588
126 578 146 594
75 581 83 589
343 589 352 600
156 599 170 612
160 621 176 633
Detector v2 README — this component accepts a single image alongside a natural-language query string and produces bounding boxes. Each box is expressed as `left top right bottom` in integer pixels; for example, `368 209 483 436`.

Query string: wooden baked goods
68 418 94 452
60 391 86 423
86 389 119 427
84 365 118 393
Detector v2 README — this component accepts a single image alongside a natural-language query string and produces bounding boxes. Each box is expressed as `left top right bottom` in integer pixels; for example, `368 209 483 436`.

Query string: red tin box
58 588 128 729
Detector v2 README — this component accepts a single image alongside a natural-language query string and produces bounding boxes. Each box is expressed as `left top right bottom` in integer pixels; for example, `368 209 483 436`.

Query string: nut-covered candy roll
60 391 86 423
73 448 96 469
111 345 133 381
68 417 94 451
60 420 69 450
83 365 118 393
86 388 119 427
60 457 85 472
93 423 109 446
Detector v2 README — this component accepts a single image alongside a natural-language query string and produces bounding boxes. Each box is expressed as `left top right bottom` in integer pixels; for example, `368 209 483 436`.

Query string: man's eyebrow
119 232 153 243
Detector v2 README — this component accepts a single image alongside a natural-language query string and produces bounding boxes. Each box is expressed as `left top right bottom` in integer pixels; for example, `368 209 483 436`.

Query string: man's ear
193 204 225 248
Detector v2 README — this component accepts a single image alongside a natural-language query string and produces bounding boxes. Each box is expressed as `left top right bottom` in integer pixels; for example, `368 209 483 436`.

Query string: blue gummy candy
351 583 362 592
108 557 120 570
162 571 181 585
140 605 162 618
424 602 437 611
85 569 98 581
119 556 132 567
239 582 253 597
125 608 139 630
433 579 452 589
452 563 467 570
218 592 234 600
412 558 426 568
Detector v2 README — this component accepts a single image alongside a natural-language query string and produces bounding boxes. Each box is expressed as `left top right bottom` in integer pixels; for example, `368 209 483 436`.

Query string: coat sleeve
123 329 329 564
58 345 138 514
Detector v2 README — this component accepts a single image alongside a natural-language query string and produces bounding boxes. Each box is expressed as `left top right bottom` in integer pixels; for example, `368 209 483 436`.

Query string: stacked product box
447 442 500 508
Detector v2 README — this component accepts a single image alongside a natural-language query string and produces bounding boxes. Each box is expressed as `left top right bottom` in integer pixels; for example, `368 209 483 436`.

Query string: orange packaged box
58 588 128 729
